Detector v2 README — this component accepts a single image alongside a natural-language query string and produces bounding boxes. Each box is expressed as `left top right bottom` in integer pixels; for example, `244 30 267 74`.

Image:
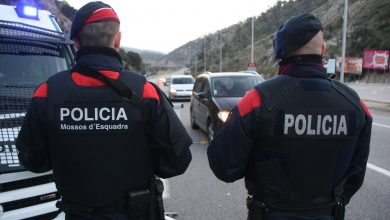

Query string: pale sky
64 0 279 53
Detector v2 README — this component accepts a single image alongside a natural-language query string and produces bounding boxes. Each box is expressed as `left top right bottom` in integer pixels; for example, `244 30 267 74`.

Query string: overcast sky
64 0 279 53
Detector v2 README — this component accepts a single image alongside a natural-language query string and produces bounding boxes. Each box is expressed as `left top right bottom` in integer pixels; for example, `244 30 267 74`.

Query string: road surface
148 73 390 220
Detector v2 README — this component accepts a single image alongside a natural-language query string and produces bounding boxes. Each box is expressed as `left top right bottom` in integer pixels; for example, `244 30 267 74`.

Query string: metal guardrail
363 99 390 105
362 99 390 111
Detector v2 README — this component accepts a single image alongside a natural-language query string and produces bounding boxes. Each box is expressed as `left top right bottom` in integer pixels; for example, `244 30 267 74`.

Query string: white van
0 3 74 219
168 75 195 101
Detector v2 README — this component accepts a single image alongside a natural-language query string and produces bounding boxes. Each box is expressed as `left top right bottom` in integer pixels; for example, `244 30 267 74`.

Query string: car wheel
190 109 199 129
207 119 214 143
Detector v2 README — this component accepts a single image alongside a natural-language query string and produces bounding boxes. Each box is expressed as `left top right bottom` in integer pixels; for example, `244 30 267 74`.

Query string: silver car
169 75 195 101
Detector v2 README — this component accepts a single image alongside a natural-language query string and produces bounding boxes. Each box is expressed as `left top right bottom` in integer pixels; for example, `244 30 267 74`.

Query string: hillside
0 0 162 67
2 0 389 78
162 0 390 80
122 47 165 64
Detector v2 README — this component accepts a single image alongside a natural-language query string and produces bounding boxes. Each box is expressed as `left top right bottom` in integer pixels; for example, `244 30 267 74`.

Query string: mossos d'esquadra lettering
284 114 348 136
60 107 128 121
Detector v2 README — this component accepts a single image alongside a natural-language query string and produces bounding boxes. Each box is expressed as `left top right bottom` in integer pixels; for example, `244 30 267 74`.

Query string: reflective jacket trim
237 89 261 117
32 71 157 104
360 99 372 118
279 64 295 75
32 82 48 98
143 82 160 104
71 70 120 86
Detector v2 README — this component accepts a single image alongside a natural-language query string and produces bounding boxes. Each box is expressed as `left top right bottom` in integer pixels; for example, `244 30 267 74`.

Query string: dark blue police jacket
17 47 192 210
207 59 372 220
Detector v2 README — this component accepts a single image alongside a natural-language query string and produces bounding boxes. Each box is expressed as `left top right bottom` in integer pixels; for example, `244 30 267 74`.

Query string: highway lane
348 83 390 103
149 75 390 219
369 109 390 173
163 100 247 220
347 108 390 220
162 101 390 220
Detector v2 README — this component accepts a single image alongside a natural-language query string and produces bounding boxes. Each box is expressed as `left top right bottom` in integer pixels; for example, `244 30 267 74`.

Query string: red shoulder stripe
237 89 261 117
71 70 119 86
143 82 160 104
360 100 372 118
32 82 48 98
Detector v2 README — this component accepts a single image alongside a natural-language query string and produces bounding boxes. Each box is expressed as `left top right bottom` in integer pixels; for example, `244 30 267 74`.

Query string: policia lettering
56 104 131 134
60 107 128 121
281 111 351 137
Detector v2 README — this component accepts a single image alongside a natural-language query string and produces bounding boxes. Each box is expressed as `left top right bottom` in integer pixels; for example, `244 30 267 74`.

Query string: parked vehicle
0 2 74 219
169 75 195 101
190 72 264 142
239 70 265 81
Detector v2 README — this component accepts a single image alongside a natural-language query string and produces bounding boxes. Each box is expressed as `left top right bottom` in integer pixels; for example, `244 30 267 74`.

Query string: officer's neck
75 46 123 71
76 46 122 62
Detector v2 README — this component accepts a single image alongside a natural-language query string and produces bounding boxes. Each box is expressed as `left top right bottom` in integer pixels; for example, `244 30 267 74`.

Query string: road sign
325 59 336 74
247 62 257 71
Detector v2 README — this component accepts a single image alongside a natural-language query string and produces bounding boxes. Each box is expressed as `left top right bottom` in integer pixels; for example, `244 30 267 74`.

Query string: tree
126 51 143 71
118 48 143 71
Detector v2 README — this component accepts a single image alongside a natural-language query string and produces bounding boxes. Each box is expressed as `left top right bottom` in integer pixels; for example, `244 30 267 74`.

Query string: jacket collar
278 54 327 79
75 46 123 72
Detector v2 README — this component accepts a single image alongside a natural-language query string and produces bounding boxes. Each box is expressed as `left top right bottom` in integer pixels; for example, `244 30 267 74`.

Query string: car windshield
0 54 70 87
171 77 194 84
212 76 263 98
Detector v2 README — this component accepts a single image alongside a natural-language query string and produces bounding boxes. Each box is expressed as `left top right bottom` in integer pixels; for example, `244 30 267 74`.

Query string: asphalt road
348 83 390 103
149 74 390 220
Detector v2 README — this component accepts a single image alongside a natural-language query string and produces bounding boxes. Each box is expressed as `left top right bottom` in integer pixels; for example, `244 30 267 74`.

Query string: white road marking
162 178 170 199
373 122 390 129
367 163 390 178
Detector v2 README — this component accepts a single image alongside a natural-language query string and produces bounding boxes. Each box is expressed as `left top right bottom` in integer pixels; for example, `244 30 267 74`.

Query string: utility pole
195 58 197 76
251 16 254 63
188 46 191 75
340 0 349 83
219 31 223 72
204 37 207 71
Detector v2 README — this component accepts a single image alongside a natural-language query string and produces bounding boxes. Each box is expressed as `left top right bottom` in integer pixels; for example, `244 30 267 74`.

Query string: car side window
202 79 211 95
194 77 204 93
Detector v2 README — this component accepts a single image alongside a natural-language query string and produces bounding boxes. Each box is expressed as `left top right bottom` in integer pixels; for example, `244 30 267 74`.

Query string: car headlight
217 111 230 123
170 88 176 93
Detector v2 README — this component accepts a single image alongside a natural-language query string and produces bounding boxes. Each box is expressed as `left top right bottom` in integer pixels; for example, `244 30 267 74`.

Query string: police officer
207 14 372 220
16 2 192 220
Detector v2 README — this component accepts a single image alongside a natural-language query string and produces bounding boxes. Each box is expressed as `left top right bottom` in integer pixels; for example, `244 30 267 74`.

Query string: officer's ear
113 31 121 50
321 41 327 57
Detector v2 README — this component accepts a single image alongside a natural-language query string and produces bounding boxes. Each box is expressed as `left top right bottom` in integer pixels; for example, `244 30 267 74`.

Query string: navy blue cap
70 1 119 40
273 14 323 59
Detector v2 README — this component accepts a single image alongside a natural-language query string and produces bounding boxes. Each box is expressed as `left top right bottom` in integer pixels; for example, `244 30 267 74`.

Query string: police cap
70 1 120 40
273 13 323 59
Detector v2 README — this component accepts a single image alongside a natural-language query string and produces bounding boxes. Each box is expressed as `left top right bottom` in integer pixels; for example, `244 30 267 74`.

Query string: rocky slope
163 0 390 79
